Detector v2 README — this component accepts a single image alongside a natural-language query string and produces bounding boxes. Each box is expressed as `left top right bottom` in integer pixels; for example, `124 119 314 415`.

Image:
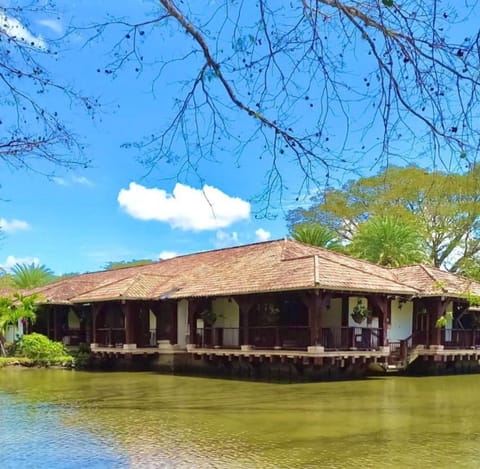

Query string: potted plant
351 299 371 324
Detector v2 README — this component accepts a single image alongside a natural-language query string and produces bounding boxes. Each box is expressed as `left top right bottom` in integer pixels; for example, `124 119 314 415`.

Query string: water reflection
1 370 480 468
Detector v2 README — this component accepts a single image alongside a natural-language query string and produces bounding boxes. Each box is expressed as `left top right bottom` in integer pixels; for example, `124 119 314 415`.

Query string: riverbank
0 356 74 369
0 357 34 368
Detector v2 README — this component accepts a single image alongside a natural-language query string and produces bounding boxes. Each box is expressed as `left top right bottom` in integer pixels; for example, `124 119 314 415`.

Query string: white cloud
255 228 271 242
72 176 93 186
52 175 93 187
0 218 31 233
0 14 45 48
158 251 178 260
37 18 63 35
52 176 68 186
0 255 39 272
215 230 239 248
118 182 250 231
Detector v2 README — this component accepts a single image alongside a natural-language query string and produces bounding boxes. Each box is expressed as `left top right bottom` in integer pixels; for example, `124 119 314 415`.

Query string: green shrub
18 333 73 366
71 343 92 369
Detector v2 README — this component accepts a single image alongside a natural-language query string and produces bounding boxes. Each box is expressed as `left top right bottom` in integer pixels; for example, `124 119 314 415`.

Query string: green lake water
1 369 480 468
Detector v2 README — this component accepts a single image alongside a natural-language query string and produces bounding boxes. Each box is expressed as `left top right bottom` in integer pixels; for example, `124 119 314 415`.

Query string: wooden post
123 302 135 345
302 291 330 346
234 296 255 346
53 306 62 341
46 306 51 339
368 295 389 347
91 303 101 344
341 296 349 327
428 299 448 346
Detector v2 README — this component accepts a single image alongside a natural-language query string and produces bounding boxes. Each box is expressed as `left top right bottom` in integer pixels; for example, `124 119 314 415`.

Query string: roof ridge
418 264 441 283
284 248 419 293
70 273 138 301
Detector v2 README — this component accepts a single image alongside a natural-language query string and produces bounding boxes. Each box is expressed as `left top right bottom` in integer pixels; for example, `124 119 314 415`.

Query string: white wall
68 309 80 330
349 297 367 327
5 320 23 343
445 301 453 342
149 310 157 330
389 299 413 341
177 299 188 346
212 297 239 346
321 298 342 328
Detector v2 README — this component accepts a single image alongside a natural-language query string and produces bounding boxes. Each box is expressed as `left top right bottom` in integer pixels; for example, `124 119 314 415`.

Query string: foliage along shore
0 333 87 369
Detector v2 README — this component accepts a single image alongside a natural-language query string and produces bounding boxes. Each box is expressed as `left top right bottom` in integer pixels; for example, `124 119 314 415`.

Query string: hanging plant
200 309 217 326
351 300 371 324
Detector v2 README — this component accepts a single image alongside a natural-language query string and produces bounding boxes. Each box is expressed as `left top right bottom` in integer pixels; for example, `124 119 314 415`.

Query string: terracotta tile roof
71 273 177 303
392 264 480 298
0 288 14 297
28 239 480 305
28 239 422 304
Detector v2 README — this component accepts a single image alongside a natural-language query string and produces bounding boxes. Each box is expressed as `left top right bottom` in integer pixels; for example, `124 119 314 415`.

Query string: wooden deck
90 345 389 361
415 347 480 361
190 347 389 362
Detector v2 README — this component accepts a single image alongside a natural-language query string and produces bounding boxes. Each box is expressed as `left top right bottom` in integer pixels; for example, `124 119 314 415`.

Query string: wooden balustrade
196 326 381 351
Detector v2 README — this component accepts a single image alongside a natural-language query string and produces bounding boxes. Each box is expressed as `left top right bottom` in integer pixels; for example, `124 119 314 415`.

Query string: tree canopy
348 215 426 267
88 0 480 206
288 165 480 271
291 224 343 251
3 2 480 207
104 259 155 270
0 3 95 176
10 263 55 289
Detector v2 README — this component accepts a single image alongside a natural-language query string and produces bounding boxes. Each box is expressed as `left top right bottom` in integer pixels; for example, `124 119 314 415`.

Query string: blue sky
0 1 303 274
0 1 476 275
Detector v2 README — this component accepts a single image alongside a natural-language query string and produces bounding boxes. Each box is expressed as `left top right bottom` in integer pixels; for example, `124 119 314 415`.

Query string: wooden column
368 295 389 347
53 306 62 341
234 296 255 346
427 298 448 346
91 303 101 344
341 296 349 327
302 291 331 346
122 302 136 344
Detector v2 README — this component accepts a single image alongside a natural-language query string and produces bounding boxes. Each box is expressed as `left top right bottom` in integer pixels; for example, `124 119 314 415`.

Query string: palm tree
291 224 343 251
10 263 55 289
348 216 426 267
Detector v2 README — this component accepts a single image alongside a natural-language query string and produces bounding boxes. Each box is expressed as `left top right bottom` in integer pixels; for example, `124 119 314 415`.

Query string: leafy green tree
291 224 343 251
0 272 14 291
10 263 55 289
288 165 480 271
104 259 154 270
458 258 480 282
348 216 426 267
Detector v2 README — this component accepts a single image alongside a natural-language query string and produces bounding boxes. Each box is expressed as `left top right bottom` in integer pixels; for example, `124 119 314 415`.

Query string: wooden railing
442 329 480 349
95 328 125 347
196 326 381 351
321 327 381 351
